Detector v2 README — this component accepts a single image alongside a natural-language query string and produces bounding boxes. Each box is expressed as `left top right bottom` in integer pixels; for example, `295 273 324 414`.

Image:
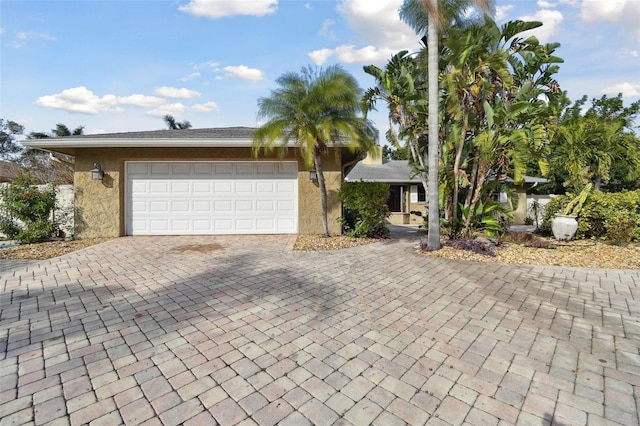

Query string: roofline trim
21 138 272 149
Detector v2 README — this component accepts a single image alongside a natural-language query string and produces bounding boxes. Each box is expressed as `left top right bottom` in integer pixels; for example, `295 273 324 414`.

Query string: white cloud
34 87 185 114
518 9 564 43
309 48 334 65
601 82 640 98
581 0 640 40
34 87 118 114
0 28 5 36
496 5 514 21
153 86 201 99
336 45 394 64
179 0 278 18
180 72 201 82
11 31 56 47
191 101 221 112
308 0 419 67
147 103 186 117
319 19 336 39
223 65 265 81
116 94 166 107
537 0 555 8
192 60 219 70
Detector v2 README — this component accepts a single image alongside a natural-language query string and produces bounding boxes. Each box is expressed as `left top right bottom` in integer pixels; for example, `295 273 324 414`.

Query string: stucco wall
73 147 343 238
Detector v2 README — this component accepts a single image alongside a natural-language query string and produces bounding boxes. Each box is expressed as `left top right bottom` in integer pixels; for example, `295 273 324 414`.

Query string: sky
1 0 639 142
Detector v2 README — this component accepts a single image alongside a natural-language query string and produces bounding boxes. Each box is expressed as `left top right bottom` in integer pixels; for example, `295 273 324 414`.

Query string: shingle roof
0 161 24 182
61 127 257 139
345 160 422 183
346 160 549 185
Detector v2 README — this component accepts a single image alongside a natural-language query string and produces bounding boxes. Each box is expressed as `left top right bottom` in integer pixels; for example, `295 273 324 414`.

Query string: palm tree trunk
314 154 330 237
426 0 441 250
451 110 469 234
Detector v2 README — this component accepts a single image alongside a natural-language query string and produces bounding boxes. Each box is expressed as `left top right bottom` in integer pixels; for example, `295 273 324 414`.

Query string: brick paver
1 228 639 425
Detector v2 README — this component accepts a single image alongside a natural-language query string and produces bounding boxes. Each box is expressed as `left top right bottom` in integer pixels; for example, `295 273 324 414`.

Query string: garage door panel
256 200 274 212
214 200 232 212
126 161 297 235
235 200 253 212
151 163 170 175
235 182 253 192
194 182 212 193
194 163 214 174
215 182 232 193
236 164 255 175
170 182 190 193
150 182 169 193
171 163 191 175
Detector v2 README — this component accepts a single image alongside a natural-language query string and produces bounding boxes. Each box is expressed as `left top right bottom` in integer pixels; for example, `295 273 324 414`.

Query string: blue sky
1 0 639 140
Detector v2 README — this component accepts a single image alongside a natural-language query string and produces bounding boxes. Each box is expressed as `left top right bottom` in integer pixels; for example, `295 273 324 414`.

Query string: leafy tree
363 50 429 197
381 14 562 238
441 20 563 236
253 65 377 237
550 94 640 191
0 170 56 242
0 119 25 160
382 144 410 160
339 181 391 238
399 0 495 249
22 123 81 184
163 114 192 130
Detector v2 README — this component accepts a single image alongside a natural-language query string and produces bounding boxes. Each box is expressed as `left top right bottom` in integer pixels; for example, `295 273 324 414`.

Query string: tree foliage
364 17 563 239
164 115 192 130
339 181 391 238
549 94 640 192
0 119 25 160
0 170 56 242
253 65 377 237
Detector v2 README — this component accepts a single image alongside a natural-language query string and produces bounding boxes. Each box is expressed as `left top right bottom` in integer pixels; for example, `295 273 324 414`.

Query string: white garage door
126 161 298 235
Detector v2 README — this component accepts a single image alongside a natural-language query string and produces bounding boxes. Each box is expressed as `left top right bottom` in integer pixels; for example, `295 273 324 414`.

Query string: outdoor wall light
90 162 104 181
309 169 318 181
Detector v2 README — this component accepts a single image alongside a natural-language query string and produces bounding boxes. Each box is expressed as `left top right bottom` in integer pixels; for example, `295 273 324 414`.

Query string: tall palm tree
362 51 429 198
253 65 377 237
400 0 495 249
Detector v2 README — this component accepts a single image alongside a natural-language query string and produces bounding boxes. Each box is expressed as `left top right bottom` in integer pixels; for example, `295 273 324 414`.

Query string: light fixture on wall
309 169 318 182
90 162 104 181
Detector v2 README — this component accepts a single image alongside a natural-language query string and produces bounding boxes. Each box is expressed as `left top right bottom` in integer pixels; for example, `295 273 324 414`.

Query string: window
411 185 426 203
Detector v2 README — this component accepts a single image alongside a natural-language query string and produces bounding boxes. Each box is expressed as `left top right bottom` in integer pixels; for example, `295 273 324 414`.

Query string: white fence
0 184 74 240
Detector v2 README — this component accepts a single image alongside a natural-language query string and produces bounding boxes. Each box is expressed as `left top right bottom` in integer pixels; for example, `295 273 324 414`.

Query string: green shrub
338 181 391 238
0 171 56 243
606 211 639 246
542 189 640 242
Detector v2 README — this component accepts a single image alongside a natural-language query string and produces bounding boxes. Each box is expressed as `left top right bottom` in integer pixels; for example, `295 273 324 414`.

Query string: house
23 127 357 238
344 148 426 225
345 148 548 226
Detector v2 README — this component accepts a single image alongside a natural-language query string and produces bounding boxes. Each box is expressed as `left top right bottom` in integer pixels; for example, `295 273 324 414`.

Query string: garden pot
551 214 578 241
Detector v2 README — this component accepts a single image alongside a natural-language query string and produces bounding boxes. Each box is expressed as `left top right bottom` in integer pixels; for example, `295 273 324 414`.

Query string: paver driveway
1 227 639 425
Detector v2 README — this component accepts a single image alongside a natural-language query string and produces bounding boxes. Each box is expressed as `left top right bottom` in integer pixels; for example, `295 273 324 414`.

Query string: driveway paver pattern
0 228 638 425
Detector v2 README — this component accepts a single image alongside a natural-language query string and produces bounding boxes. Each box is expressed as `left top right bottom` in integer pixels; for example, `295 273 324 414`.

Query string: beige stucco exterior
72 147 343 238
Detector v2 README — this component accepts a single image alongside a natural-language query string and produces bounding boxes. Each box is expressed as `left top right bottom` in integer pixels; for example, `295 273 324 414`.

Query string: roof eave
21 138 266 149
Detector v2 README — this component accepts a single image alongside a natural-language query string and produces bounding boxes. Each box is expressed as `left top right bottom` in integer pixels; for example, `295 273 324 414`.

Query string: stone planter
551 214 578 241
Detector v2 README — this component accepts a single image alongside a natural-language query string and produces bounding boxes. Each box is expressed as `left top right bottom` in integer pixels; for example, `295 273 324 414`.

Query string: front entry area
125 161 298 235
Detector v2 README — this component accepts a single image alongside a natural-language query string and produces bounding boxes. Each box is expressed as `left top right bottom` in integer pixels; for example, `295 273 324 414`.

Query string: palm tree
362 51 430 199
253 65 377 237
400 0 495 249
